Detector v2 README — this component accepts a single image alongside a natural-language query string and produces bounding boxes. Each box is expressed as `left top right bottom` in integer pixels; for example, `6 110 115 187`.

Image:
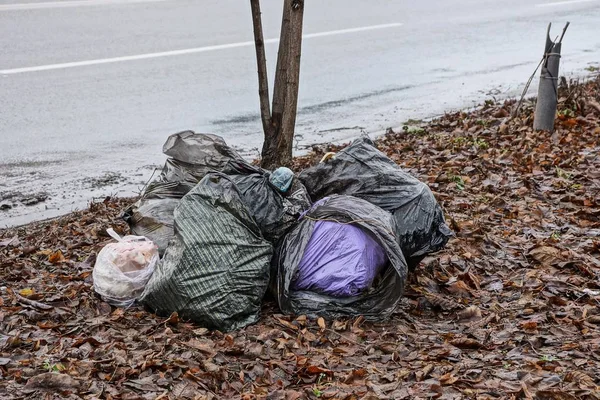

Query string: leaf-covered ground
1 76 599 399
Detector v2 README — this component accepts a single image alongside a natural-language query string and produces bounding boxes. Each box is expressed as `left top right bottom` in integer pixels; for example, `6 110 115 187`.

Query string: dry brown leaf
19 288 35 298
466 271 481 290
202 360 220 373
110 307 125 321
181 339 217 356
275 317 299 331
48 249 65 264
520 321 538 330
305 365 333 376
521 381 534 400
163 311 179 325
295 315 307 326
23 372 81 393
333 320 348 331
317 317 326 331
426 293 464 310
421 364 434 378
447 280 472 298
450 338 484 349
457 305 482 321
193 327 209 336
0 236 19 247
529 246 562 266
565 370 596 387
352 315 365 333
343 368 367 383
536 390 578 400
440 373 459 385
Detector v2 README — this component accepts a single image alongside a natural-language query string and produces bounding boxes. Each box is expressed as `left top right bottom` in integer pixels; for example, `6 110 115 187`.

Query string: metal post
533 22 569 132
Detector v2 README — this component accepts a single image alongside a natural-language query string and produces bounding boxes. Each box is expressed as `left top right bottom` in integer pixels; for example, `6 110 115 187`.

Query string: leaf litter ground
1 76 599 399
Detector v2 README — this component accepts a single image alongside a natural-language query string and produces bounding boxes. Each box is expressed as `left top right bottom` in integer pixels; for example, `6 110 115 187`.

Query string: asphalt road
1 0 599 227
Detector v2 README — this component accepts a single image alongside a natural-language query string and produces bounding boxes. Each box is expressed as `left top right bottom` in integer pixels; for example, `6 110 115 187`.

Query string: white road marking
0 22 404 75
536 0 600 7
0 0 169 11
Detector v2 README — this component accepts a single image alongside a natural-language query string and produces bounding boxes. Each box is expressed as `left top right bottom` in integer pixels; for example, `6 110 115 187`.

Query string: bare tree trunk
250 0 273 139
259 0 304 170
533 22 569 133
276 0 304 167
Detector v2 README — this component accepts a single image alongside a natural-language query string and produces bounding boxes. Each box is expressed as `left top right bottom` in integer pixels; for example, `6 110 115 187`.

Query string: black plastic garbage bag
140 173 273 332
274 195 407 320
124 131 243 253
224 161 312 243
299 137 452 268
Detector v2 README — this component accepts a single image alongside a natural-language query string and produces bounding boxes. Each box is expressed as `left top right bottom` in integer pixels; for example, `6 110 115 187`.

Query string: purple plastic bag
292 221 388 297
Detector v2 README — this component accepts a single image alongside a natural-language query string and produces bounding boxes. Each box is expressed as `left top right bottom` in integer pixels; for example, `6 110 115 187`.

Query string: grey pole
533 22 570 132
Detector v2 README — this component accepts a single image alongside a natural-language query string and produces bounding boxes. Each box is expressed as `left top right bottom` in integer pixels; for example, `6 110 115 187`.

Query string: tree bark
533 22 569 133
260 0 304 170
250 0 273 138
276 0 304 167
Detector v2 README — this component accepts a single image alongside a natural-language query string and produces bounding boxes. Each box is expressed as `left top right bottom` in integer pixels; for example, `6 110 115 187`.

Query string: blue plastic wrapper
269 167 295 193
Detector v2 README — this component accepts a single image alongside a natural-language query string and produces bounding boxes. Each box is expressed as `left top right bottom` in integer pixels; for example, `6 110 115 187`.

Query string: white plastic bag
92 228 158 307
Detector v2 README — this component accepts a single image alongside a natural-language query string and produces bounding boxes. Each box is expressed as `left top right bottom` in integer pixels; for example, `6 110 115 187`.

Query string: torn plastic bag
139 173 273 332
124 131 243 254
292 220 388 297
275 195 407 319
122 198 179 254
299 137 452 267
92 229 158 307
224 161 312 243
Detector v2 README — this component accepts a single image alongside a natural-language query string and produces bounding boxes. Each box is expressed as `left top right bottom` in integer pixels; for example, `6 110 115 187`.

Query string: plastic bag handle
106 228 123 242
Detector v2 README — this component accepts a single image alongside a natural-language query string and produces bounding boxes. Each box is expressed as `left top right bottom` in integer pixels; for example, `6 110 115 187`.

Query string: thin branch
558 21 570 44
250 0 272 134
15 293 53 310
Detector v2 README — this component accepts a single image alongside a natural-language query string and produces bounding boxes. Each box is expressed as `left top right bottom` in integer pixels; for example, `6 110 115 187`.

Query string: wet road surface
1 0 599 226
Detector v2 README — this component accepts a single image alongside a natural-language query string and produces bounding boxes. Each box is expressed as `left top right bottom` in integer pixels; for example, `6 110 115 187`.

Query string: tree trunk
259 0 304 170
533 22 569 133
276 0 304 167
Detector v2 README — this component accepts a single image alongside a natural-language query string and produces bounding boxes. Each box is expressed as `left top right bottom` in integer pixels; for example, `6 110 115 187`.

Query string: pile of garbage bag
299 136 453 268
92 131 452 331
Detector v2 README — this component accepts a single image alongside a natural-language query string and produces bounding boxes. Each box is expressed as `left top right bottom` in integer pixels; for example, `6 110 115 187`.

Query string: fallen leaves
1 78 600 399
